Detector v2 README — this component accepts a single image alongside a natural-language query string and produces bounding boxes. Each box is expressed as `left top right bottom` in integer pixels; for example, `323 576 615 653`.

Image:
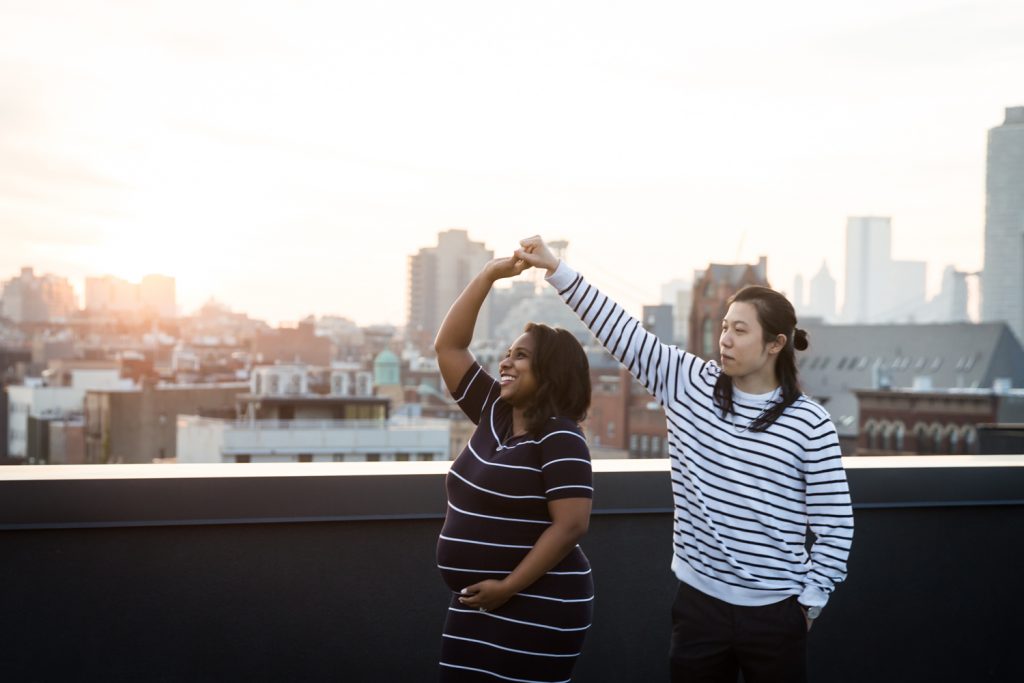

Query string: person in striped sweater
515 236 853 683
434 254 596 682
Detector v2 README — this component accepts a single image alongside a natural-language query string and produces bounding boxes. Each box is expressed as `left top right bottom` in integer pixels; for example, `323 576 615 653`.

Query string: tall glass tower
983 106 1024 344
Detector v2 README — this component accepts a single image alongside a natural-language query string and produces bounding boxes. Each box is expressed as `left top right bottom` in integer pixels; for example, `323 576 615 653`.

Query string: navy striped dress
437 363 594 683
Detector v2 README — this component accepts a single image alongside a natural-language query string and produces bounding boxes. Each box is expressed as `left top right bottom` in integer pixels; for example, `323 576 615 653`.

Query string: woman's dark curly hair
520 323 591 435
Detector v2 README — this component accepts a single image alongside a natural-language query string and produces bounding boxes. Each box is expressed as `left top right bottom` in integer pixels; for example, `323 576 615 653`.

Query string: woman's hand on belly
458 580 513 612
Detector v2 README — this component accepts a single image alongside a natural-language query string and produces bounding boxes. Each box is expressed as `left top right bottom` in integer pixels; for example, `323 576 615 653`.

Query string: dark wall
979 425 1024 454
1 464 1022 682
0 386 7 458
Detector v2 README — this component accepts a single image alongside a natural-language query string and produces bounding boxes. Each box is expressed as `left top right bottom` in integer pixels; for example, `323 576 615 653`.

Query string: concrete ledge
1 457 1022 530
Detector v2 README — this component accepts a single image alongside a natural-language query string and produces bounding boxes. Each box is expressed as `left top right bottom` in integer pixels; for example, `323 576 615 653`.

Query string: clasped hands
485 235 561 281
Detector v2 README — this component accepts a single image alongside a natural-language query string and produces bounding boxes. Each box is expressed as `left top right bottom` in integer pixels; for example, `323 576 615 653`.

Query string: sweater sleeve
545 260 689 406
799 419 854 610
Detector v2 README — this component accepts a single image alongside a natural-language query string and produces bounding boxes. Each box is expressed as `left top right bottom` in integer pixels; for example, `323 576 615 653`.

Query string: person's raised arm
515 235 689 407
434 256 529 395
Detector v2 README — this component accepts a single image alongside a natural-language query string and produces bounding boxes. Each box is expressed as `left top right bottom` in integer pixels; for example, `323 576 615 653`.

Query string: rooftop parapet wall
1 458 1022 682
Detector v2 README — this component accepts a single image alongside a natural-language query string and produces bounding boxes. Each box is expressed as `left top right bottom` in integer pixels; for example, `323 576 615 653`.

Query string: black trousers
670 581 808 683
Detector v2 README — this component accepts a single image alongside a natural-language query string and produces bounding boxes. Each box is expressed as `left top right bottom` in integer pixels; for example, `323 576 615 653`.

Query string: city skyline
2 1 1022 326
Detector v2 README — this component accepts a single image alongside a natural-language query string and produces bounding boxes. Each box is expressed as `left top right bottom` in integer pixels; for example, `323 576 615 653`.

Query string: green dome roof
373 349 400 386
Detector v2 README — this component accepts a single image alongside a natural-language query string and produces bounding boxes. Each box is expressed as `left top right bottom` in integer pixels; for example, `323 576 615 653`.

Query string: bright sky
1 0 1021 325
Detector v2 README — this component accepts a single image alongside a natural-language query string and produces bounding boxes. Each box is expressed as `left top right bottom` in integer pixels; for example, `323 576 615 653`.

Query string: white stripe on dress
448 607 591 632
439 662 570 683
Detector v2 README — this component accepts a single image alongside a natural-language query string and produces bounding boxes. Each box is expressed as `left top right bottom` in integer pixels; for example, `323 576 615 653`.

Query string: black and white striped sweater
547 261 853 610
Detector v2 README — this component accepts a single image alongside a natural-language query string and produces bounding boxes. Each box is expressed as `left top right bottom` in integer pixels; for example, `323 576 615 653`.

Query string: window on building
651 436 660 455
963 427 979 455
607 422 615 439
235 455 251 464
913 424 929 454
629 434 639 453
866 422 879 450
298 453 313 463
702 318 714 356
837 357 848 370
881 423 894 451
947 427 960 455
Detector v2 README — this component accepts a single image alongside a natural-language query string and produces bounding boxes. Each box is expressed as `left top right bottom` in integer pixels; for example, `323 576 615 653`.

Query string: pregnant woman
434 254 595 683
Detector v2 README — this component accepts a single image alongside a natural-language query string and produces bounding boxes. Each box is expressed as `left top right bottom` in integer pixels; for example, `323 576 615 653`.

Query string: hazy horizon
2 0 1022 326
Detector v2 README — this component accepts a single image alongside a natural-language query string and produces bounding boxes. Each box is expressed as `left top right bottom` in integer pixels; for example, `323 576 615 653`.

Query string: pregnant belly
436 533 529 592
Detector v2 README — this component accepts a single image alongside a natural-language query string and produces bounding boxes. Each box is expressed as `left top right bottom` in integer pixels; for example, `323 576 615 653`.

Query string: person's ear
769 333 787 355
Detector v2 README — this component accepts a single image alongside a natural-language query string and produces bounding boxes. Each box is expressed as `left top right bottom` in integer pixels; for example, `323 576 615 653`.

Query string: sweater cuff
544 260 578 291
798 585 829 610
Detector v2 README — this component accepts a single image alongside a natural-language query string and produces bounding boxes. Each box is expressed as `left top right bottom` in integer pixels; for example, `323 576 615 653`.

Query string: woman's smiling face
498 332 539 407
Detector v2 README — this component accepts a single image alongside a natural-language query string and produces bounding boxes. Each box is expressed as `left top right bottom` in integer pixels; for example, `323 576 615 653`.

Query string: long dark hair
521 323 591 435
713 286 809 431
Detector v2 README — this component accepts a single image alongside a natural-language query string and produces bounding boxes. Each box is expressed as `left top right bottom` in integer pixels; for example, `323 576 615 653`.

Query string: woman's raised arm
434 255 529 394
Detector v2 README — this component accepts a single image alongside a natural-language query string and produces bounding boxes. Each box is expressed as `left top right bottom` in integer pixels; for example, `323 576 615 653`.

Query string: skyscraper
843 217 891 323
660 277 692 347
807 261 837 321
923 266 969 323
792 273 805 311
842 217 926 323
85 274 177 317
0 267 77 323
982 106 1024 343
407 229 494 344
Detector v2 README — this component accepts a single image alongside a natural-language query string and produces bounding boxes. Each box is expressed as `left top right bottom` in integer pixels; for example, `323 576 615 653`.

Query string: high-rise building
407 229 494 344
843 217 892 323
660 278 692 346
85 276 137 312
886 260 928 322
921 266 969 323
642 304 674 344
842 217 926 323
982 106 1024 344
807 261 837 321
85 274 177 317
0 267 77 323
